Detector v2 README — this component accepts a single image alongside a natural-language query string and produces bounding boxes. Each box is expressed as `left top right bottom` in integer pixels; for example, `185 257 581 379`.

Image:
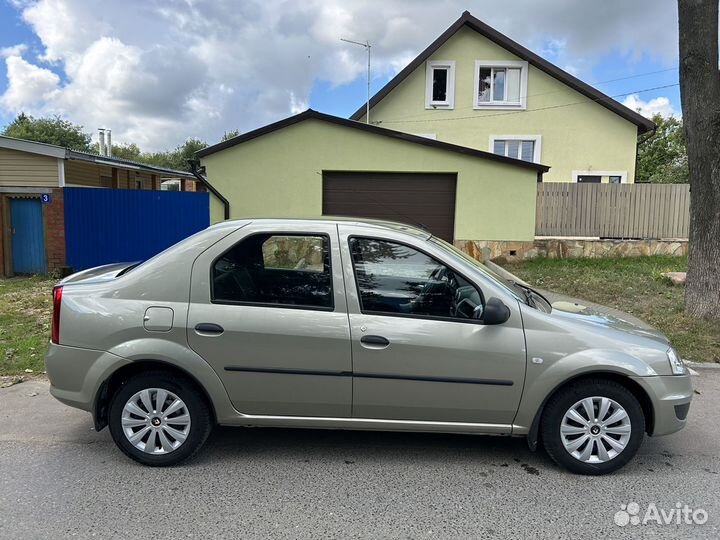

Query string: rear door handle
360 335 390 349
195 323 224 335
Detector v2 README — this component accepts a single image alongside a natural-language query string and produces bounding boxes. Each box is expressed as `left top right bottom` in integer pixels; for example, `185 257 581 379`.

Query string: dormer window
425 61 455 109
474 60 528 109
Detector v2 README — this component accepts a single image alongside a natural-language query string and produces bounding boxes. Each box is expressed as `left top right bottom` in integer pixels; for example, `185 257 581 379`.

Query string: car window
213 233 333 309
261 235 325 272
429 237 526 303
349 237 482 321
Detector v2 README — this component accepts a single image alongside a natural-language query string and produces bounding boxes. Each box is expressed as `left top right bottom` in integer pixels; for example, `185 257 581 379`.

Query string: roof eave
0 135 194 177
0 135 67 159
65 150 194 178
197 109 549 173
196 110 314 158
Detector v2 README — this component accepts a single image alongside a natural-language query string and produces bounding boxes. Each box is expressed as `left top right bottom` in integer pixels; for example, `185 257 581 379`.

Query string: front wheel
541 379 645 475
109 371 212 466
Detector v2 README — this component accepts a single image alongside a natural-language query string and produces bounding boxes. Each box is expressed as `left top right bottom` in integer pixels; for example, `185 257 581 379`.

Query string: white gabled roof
0 135 194 178
0 135 66 158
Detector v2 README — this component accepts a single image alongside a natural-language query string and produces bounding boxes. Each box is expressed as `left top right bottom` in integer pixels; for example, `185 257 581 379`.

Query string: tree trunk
678 0 720 318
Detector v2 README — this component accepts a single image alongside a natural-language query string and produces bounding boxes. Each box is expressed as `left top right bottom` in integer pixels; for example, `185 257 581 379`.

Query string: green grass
0 276 54 375
501 255 720 363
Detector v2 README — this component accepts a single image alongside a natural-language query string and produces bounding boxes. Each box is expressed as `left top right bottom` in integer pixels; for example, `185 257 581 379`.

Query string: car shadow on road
186 425 697 476
68 417 692 476
193 426 555 472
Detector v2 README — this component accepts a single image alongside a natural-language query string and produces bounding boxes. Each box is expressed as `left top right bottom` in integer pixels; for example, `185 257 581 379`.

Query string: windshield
428 237 529 299
430 238 553 312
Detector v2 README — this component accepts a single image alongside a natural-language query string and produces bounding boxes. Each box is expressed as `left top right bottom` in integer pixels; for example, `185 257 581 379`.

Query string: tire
109 370 213 466
540 379 645 475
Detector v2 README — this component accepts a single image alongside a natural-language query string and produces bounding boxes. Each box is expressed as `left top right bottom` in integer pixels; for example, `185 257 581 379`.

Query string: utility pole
341 38 371 124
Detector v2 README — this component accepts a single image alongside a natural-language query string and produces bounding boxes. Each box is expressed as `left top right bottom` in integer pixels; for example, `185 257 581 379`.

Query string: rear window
212 233 333 310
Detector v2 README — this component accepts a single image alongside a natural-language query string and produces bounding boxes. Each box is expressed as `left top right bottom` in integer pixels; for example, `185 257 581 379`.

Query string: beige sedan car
45 218 692 474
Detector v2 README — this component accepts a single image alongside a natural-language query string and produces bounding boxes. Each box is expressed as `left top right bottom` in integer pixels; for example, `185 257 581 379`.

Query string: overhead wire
369 66 679 124
377 83 679 125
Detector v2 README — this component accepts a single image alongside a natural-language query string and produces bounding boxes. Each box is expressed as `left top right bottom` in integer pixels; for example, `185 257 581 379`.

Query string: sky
0 0 686 152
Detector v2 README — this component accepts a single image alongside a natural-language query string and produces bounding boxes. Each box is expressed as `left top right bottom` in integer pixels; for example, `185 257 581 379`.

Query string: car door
338 226 527 427
187 222 352 417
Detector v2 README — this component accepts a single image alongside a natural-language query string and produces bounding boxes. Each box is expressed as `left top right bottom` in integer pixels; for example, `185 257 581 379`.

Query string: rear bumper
630 373 693 436
45 342 130 411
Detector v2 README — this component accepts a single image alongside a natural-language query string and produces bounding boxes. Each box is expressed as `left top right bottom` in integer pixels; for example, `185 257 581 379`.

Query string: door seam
335 223 355 417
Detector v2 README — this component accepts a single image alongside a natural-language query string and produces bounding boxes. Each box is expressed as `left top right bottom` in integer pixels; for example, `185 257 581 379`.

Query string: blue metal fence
64 187 209 271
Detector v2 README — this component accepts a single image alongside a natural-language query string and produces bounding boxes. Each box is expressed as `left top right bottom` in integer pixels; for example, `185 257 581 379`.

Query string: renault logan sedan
45 218 693 474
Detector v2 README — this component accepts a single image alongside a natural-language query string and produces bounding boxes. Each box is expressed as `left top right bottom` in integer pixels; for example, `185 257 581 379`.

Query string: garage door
322 172 457 241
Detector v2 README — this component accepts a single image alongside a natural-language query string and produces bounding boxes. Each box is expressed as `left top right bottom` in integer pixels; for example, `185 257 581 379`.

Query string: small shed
0 136 203 276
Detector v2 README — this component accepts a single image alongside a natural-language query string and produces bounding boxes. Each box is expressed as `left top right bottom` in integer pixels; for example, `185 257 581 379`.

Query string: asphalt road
1 368 718 539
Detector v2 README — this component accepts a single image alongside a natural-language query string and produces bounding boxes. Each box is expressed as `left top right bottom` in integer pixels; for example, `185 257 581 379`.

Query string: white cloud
622 94 679 119
0 54 59 110
0 0 684 150
0 44 28 58
289 91 307 115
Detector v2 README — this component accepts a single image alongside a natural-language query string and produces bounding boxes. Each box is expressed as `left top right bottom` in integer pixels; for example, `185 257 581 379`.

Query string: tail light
51 286 63 344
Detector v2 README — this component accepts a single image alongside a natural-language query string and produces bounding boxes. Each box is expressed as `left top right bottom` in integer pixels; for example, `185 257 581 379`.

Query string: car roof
207 217 433 240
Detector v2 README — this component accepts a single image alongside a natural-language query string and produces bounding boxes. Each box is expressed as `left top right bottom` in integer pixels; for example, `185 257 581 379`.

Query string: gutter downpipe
637 125 657 148
635 125 658 181
188 159 230 220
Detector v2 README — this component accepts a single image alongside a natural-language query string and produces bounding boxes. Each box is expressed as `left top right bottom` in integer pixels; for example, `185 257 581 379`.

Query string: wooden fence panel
535 183 690 239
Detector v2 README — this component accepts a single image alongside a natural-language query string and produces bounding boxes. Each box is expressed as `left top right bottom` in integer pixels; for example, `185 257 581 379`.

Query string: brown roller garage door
322 172 457 241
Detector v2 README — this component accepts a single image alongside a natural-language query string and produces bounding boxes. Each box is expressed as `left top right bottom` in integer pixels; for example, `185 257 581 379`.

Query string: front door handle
360 335 390 349
195 323 224 335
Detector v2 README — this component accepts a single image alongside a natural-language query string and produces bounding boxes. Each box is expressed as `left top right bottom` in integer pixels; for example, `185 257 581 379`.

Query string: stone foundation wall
455 238 688 263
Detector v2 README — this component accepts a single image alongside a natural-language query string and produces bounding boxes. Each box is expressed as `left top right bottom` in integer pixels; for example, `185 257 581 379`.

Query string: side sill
219 414 514 435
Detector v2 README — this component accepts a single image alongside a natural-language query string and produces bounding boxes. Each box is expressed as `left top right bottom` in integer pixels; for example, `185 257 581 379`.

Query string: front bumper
45 342 130 412
631 373 693 436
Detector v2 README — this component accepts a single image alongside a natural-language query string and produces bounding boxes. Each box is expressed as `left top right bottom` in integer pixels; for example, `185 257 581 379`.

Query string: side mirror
482 297 510 325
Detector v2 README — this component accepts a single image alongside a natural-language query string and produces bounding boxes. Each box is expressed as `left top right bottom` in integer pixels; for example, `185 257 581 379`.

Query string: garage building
197 110 549 246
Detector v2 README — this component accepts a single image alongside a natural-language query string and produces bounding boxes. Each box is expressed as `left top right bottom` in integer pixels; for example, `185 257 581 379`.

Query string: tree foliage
140 138 209 171
222 129 241 141
89 138 208 171
636 114 689 184
97 142 143 161
0 113 212 171
1 113 92 151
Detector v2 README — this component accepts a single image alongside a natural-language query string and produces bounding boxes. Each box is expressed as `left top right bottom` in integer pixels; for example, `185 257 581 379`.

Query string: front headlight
667 347 687 375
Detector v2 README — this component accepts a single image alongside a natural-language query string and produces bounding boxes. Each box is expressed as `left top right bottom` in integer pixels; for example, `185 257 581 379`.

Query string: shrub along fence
535 183 690 239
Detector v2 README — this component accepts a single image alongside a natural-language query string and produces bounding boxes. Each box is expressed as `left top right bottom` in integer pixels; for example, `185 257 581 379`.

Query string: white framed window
489 135 541 163
571 170 628 184
474 60 528 109
425 60 455 109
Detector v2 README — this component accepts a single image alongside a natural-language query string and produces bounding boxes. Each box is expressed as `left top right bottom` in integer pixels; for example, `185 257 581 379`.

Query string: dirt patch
0 373 48 388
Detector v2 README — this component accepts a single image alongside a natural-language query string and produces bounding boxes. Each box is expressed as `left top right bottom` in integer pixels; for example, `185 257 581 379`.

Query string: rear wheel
541 379 645 475
109 371 212 466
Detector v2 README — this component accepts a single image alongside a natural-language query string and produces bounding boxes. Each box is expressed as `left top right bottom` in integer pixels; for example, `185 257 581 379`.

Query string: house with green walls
350 11 655 184
197 11 656 258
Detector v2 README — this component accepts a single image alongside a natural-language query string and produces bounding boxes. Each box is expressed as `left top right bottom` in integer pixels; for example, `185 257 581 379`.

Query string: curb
686 361 720 370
